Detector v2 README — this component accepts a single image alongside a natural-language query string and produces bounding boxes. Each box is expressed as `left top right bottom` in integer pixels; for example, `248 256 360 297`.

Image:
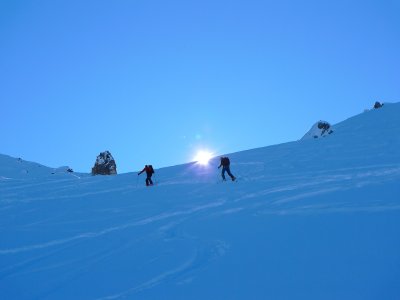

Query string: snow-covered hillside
0 154 76 179
1 104 400 300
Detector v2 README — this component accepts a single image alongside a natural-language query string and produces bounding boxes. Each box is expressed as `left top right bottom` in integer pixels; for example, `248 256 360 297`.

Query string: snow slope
0 154 76 179
1 103 400 300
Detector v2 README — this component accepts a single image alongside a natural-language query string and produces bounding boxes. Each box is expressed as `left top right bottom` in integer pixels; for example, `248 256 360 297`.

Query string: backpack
221 157 230 166
148 165 155 174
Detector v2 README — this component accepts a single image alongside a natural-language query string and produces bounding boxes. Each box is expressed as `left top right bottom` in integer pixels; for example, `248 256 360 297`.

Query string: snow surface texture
1 103 400 300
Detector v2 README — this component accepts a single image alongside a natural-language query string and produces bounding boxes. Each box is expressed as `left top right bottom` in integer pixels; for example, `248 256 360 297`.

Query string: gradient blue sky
1 0 399 173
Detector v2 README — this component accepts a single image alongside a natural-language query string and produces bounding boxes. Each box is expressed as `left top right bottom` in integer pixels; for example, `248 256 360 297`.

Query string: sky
1 0 399 173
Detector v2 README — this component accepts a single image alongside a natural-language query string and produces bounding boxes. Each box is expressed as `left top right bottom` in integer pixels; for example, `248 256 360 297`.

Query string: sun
193 150 213 165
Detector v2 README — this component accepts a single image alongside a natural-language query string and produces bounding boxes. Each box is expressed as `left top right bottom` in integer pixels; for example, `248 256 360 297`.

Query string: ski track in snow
96 253 198 300
96 239 230 300
0 200 226 255
1 164 398 255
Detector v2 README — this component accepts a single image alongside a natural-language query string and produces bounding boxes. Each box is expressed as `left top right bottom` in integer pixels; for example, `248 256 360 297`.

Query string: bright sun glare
194 151 213 165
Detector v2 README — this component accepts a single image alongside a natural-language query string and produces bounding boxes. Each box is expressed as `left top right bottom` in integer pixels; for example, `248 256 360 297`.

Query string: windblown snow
1 104 400 299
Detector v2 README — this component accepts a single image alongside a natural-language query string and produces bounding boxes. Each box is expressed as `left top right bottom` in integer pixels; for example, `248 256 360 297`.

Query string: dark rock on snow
301 120 334 140
91 151 117 175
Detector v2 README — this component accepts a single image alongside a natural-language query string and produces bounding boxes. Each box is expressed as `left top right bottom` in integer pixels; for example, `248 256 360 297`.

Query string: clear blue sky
1 0 399 173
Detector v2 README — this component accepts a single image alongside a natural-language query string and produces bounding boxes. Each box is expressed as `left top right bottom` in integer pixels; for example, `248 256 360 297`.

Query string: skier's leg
226 167 236 180
221 167 226 180
149 175 153 185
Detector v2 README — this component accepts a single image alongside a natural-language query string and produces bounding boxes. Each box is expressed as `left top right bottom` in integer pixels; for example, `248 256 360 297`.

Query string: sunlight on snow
193 150 213 165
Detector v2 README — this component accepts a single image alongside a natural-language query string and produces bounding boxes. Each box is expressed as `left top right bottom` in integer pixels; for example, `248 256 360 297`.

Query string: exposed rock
91 151 117 175
374 101 384 109
301 120 333 140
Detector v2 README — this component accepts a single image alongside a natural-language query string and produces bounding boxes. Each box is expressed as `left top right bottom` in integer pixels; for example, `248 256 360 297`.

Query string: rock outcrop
91 151 117 175
301 120 333 140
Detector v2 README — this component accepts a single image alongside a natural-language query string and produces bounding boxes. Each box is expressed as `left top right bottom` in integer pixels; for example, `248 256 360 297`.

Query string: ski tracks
96 239 230 300
0 199 226 255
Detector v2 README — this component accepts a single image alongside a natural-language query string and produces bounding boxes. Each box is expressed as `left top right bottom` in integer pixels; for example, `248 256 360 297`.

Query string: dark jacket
138 165 154 176
218 157 230 168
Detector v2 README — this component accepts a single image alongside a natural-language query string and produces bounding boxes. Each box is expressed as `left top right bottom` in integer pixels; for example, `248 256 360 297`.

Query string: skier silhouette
218 157 236 181
138 165 155 186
